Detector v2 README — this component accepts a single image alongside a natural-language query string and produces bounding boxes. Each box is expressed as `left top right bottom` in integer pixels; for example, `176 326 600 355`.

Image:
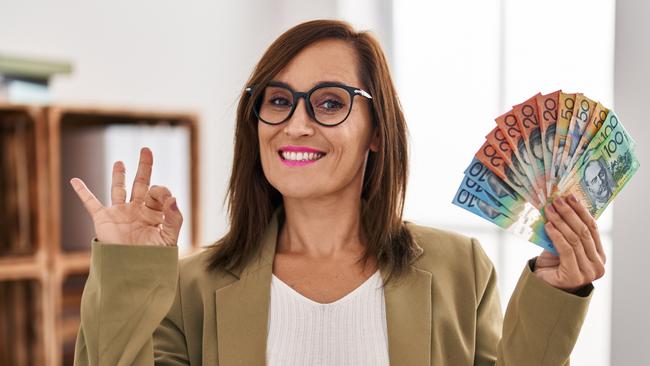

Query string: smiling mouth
278 150 326 162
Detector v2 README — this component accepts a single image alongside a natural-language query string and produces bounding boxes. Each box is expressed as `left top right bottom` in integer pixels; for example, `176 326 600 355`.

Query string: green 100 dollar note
559 111 636 191
561 116 639 217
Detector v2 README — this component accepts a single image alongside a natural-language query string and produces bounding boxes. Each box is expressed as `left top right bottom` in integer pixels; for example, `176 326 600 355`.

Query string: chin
275 183 324 200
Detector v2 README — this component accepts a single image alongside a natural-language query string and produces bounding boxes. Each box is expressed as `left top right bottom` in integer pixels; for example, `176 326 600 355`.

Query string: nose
283 97 315 137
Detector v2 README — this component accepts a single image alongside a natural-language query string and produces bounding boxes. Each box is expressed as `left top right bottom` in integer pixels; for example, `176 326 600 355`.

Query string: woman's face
258 38 378 201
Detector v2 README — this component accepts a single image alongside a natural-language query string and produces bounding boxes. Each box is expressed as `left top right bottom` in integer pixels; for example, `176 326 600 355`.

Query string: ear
369 126 380 152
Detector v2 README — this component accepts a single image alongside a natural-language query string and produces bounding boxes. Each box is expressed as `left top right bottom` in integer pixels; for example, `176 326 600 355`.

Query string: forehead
273 38 361 89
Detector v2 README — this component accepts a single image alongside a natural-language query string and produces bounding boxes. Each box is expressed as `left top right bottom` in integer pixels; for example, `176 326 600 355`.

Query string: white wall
612 0 650 363
0 0 338 248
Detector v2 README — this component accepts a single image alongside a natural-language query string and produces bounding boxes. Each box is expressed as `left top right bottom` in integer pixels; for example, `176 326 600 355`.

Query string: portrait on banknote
580 157 616 214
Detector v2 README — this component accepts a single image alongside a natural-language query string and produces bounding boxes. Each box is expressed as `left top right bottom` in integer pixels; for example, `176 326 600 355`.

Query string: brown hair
206 19 419 287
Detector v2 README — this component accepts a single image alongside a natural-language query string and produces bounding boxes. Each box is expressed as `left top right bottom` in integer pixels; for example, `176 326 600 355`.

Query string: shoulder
177 243 236 291
404 221 495 278
405 221 476 263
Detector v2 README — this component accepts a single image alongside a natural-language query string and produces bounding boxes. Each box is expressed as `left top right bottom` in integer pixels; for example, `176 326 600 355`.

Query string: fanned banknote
495 110 546 204
453 91 639 253
536 90 561 196
551 92 577 189
562 94 597 176
513 94 547 200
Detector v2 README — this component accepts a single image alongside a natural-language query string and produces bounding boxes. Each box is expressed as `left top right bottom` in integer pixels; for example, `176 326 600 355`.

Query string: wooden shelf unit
0 103 201 366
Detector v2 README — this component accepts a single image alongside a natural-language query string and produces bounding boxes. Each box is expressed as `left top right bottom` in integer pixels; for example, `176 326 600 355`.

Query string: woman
72 20 605 365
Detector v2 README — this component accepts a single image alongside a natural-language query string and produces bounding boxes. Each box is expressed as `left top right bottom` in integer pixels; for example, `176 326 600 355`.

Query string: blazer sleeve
471 238 593 366
73 239 190 366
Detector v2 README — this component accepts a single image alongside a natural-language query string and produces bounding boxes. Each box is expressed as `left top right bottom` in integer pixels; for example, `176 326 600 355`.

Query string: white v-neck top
266 269 389 366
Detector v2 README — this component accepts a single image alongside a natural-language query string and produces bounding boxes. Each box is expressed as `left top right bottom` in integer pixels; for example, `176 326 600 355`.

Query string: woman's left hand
533 194 607 293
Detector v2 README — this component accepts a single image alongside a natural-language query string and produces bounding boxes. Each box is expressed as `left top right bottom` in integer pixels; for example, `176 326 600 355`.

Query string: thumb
160 196 183 246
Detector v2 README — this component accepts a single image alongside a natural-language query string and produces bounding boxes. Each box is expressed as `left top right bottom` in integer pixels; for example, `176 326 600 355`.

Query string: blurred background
0 0 647 365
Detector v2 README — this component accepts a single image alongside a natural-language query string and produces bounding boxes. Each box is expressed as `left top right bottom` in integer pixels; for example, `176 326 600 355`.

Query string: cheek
257 125 277 170
331 130 367 161
327 134 372 182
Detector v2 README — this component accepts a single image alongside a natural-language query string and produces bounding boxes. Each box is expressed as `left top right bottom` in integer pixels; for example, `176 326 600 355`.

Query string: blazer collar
215 205 432 365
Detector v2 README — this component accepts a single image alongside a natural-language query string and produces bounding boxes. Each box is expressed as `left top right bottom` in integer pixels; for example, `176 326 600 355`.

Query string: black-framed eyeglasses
246 81 373 127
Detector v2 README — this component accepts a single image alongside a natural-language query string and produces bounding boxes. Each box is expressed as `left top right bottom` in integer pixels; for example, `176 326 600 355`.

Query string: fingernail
568 193 578 203
171 199 178 211
546 204 556 214
554 197 564 206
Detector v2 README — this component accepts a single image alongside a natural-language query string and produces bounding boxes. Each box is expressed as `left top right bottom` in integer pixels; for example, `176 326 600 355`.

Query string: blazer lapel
381 257 432 366
215 208 432 366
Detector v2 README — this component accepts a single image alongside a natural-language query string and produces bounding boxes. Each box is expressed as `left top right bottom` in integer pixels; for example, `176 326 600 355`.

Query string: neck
277 193 366 260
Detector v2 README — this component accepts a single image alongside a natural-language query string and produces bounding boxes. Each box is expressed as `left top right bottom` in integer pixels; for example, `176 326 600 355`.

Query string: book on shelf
0 53 72 104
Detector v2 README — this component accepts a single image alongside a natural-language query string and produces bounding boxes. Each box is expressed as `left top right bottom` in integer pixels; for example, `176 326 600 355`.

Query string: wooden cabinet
0 103 200 365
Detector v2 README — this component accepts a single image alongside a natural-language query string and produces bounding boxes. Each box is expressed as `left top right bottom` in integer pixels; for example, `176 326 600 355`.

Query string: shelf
57 252 90 277
0 105 47 259
0 254 45 281
0 279 43 366
0 103 201 366
61 274 86 365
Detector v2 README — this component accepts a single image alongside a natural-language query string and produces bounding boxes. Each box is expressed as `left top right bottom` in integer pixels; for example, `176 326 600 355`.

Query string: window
393 1 615 365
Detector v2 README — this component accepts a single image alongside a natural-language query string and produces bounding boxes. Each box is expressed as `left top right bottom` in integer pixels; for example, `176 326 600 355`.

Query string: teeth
281 151 324 161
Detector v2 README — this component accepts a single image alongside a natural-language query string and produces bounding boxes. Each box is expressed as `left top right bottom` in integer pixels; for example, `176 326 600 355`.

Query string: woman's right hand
69 147 183 246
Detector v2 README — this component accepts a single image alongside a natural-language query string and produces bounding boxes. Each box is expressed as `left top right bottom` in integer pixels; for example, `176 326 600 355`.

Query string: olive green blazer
74 206 592 365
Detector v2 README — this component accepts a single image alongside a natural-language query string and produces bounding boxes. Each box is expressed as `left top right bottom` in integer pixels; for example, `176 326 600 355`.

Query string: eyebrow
268 80 351 90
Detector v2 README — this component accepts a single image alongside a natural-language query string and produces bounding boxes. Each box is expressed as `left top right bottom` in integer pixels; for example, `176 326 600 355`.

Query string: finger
535 250 560 268
566 193 606 265
160 197 183 246
111 161 128 205
138 204 164 226
544 222 577 266
552 196 602 269
546 200 594 279
139 185 171 226
145 185 172 212
544 221 581 284
130 147 153 204
69 178 104 216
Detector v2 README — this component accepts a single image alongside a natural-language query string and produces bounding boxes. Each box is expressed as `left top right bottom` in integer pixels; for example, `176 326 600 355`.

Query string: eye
319 99 344 110
268 96 291 107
